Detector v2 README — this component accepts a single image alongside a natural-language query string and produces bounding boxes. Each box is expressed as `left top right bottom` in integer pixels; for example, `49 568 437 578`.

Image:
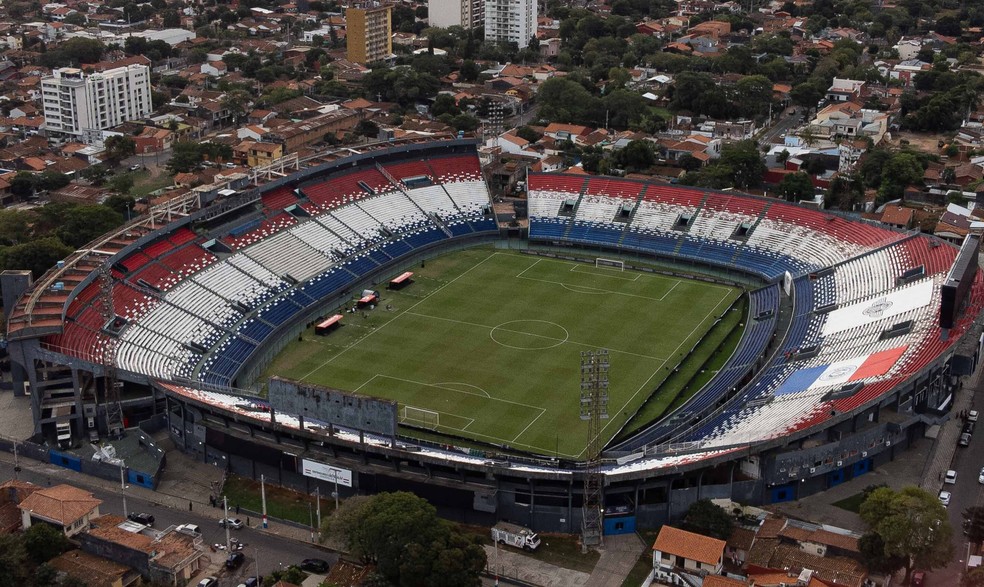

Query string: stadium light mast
580 349 609 551
98 263 125 439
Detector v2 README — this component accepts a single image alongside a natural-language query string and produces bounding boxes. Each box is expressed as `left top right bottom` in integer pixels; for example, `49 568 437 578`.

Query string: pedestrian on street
189 501 193 511
246 517 250 527
236 504 240 515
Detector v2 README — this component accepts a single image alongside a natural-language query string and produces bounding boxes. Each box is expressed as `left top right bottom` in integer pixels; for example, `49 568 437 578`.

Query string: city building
346 4 393 65
41 60 153 142
428 0 483 29
484 0 537 48
17 484 102 537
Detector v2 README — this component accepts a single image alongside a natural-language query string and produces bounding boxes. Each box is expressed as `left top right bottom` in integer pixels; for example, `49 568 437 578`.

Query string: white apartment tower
484 0 537 49
41 64 152 140
428 0 483 29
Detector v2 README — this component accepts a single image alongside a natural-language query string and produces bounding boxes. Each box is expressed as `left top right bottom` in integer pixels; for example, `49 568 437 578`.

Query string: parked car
128 164 142 172
963 421 975 435
945 469 957 484
970 410 979 423
911 570 925 586
236 577 261 587
219 517 244 529
300 558 331 573
960 432 972 447
197 578 218 587
979 466 984 484
127 512 155 526
939 490 951 506
226 552 245 569
176 523 201 535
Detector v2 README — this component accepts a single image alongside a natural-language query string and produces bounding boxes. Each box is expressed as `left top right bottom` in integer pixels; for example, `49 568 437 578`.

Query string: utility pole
120 461 128 518
261 474 268 529
223 496 231 552
308 502 315 542
494 537 499 586
13 440 19 480
315 486 321 539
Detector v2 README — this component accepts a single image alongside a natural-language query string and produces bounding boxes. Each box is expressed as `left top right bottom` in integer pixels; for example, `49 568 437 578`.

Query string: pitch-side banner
301 459 353 487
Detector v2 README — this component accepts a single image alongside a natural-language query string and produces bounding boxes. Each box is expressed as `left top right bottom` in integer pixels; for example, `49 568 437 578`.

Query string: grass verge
832 492 866 513
221 474 318 526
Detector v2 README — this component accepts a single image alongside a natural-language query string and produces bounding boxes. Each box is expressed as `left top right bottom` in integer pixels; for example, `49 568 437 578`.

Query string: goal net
595 258 625 271
402 405 440 429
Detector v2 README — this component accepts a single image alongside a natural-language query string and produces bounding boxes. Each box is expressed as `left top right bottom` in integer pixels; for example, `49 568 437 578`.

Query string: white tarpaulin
822 279 934 336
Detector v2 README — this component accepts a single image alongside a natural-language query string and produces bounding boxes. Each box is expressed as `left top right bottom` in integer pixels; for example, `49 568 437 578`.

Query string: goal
595 258 625 271
402 405 440 429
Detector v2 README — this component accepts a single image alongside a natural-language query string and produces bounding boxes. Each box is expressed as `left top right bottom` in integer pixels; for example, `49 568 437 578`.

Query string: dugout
315 314 343 335
388 271 414 290
357 289 380 308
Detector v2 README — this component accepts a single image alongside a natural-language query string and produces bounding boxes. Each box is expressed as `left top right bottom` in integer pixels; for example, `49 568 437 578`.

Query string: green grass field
261 249 741 459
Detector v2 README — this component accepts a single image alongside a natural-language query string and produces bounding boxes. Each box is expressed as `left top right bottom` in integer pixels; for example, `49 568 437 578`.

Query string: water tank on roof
56 260 65 269
53 282 64 291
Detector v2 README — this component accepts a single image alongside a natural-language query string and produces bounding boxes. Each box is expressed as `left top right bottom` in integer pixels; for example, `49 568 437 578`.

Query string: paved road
758 107 802 146
937 389 984 583
0 460 337 587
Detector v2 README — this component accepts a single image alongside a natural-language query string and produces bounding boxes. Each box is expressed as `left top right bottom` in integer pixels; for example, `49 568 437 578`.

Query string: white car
979 466 984 484
945 469 957 484
970 410 979 423
176 523 201 535
939 490 951 506
219 517 244 529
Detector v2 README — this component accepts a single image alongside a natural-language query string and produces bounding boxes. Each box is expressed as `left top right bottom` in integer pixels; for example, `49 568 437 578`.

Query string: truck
491 522 541 551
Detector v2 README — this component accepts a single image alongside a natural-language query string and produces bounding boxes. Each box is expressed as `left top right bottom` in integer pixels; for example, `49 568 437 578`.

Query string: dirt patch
324 560 373 586
891 131 942 153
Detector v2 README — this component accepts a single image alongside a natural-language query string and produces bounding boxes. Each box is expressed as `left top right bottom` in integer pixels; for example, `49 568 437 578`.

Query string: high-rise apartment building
41 62 152 140
346 4 393 65
484 0 537 49
428 0 483 29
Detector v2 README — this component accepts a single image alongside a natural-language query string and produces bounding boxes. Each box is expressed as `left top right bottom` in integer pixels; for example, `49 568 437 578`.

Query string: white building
41 62 153 140
484 0 537 49
429 0 483 29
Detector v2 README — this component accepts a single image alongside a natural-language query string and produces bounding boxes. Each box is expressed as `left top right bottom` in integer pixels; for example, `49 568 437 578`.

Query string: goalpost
595 258 625 271
402 405 440 429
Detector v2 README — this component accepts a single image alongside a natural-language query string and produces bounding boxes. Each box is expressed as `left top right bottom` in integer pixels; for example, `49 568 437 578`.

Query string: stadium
3 138 983 534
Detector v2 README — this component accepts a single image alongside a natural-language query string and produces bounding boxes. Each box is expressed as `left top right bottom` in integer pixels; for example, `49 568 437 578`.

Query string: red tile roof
653 525 726 566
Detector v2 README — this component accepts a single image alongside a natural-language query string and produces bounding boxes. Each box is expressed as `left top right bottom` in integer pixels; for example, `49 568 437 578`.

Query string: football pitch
261 248 741 458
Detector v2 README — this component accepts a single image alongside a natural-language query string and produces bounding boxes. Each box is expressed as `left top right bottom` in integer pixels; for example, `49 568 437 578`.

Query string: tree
858 532 906 575
220 89 252 123
322 492 486 587
734 74 774 118
720 140 766 188
515 126 542 143
3 237 74 278
536 76 601 126
966 567 984 587
56 205 124 248
103 194 137 218
0 534 28 586
612 140 656 172
104 135 136 164
859 486 953 583
354 119 379 139
106 174 135 196
0 209 33 246
778 171 814 201
10 172 36 199
879 152 924 200
23 523 69 565
964 506 984 544
682 499 734 540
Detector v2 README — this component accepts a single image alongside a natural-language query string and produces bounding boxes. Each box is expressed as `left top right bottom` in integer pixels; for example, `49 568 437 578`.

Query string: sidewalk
584 533 647 587
485 545 591 587
0 444 315 545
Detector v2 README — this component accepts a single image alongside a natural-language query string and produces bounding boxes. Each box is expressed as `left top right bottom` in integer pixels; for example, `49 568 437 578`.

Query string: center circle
489 320 570 350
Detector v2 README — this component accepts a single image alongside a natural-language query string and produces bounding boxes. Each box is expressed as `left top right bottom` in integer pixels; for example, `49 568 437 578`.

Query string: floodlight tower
580 349 609 551
98 263 124 438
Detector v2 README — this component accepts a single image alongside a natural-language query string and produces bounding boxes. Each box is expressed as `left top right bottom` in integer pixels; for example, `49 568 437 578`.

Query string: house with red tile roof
17 484 102 537
653 525 726 577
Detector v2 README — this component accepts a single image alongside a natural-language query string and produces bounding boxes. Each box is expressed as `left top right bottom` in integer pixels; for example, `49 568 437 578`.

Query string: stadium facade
3 139 981 533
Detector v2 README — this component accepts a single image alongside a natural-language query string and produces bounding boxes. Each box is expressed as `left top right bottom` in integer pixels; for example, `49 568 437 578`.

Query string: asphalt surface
939 396 984 581
758 107 803 146
0 460 338 587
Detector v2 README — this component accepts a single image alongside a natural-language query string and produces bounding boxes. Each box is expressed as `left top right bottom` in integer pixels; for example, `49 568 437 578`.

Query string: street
758 106 803 146
0 459 338 586
937 397 984 583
